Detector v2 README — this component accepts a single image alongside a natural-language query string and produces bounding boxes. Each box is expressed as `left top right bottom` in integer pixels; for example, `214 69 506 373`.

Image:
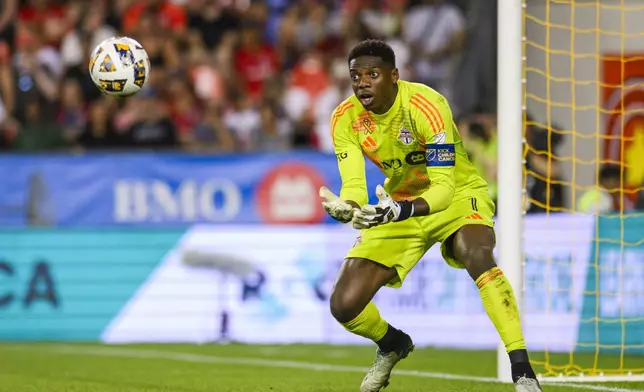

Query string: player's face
349 56 399 114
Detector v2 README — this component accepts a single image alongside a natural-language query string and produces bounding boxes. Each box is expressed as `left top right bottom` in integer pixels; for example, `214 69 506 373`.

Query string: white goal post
496 0 525 384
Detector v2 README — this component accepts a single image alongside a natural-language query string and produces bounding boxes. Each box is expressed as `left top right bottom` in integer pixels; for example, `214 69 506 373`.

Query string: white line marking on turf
10 344 644 392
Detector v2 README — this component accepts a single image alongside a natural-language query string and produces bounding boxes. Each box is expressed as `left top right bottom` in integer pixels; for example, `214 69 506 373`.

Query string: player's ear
391 67 399 83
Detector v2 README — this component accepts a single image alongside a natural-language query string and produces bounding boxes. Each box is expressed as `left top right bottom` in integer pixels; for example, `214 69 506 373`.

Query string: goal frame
495 0 643 384
496 0 525 383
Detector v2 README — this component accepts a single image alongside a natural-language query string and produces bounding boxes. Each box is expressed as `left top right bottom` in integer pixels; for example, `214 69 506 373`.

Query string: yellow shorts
345 193 495 288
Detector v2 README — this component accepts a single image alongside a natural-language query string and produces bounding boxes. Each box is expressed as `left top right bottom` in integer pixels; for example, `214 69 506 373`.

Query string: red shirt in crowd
123 1 187 32
234 44 279 101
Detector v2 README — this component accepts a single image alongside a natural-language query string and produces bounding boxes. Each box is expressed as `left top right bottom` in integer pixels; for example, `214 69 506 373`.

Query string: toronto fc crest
398 127 414 145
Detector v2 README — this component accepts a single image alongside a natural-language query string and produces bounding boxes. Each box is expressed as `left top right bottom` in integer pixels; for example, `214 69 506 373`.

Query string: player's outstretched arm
322 103 368 223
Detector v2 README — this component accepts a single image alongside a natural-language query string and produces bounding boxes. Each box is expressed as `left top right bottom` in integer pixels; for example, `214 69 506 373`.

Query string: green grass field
2 343 644 392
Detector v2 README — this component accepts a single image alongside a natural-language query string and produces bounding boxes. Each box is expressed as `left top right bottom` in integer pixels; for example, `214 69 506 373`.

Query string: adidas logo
465 213 483 220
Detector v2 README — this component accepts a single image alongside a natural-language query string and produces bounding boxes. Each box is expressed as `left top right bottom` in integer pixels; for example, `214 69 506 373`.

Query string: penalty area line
11 344 644 392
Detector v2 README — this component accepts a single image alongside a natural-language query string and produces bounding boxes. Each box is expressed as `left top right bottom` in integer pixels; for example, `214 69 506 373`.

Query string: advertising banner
0 152 385 227
4 214 641 352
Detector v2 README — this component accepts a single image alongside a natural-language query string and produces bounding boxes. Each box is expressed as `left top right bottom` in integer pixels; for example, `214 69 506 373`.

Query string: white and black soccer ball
88 36 150 97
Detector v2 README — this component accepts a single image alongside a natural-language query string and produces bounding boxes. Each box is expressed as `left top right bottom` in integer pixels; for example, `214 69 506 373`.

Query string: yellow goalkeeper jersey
331 80 489 213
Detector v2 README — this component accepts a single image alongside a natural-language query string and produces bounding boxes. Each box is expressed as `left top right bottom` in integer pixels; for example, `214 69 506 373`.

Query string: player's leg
433 195 541 391
330 258 413 354
333 221 427 392
448 226 532 366
448 225 540 390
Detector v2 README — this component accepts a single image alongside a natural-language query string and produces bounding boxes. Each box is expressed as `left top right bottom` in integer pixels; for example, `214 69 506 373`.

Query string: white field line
8 344 644 392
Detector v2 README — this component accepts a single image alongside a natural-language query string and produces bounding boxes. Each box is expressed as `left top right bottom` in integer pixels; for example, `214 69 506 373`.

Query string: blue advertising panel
0 229 183 340
578 215 644 354
0 152 386 227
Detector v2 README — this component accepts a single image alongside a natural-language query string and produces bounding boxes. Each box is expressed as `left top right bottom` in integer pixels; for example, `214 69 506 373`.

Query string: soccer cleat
360 333 414 392
514 376 542 392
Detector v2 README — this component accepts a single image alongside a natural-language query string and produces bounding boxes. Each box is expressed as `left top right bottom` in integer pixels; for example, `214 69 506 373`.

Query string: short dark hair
599 164 622 181
348 39 396 68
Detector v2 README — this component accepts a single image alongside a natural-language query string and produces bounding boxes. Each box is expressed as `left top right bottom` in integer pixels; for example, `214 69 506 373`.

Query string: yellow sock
476 267 527 353
341 301 389 342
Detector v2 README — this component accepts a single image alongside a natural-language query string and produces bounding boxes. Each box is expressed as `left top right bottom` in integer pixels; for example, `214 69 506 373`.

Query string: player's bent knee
329 289 363 323
329 257 393 323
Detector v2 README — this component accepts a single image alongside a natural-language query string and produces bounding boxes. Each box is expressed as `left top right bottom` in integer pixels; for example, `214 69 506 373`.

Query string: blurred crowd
0 0 499 154
1 0 641 214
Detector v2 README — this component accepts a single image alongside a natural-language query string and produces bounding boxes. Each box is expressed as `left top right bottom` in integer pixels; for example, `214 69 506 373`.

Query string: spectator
578 164 636 214
0 0 17 54
403 0 466 100
0 22 14 137
282 51 329 148
358 0 405 40
122 0 187 35
187 0 240 50
60 3 117 71
56 77 87 142
224 92 261 151
524 115 565 214
168 78 202 146
18 0 68 48
11 97 67 151
234 21 279 102
76 98 127 149
459 112 497 203
13 27 63 122
257 101 291 151
124 88 178 148
311 56 353 153
636 189 644 211
0 0 16 122
186 30 227 103
60 2 115 102
577 164 619 214
275 4 304 71
192 101 235 152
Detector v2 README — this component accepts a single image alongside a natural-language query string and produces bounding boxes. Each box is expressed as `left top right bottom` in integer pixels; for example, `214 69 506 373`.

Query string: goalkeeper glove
319 186 356 223
352 185 414 230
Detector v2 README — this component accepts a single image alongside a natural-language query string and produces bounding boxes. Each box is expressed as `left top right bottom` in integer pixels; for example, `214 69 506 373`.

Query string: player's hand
319 186 356 223
352 185 402 230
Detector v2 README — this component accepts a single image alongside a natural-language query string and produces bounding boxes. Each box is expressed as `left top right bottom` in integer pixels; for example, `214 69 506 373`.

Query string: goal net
521 0 644 382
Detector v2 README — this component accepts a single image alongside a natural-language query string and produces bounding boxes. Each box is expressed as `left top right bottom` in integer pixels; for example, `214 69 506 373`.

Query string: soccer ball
89 36 150 97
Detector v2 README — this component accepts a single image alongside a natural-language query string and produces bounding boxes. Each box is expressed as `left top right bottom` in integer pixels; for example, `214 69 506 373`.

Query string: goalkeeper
321 39 542 392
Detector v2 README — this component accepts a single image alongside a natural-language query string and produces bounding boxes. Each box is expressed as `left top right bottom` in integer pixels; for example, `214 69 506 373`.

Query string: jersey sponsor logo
425 143 455 167
397 127 414 145
378 158 403 170
405 151 425 165
336 152 348 162
431 131 446 144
